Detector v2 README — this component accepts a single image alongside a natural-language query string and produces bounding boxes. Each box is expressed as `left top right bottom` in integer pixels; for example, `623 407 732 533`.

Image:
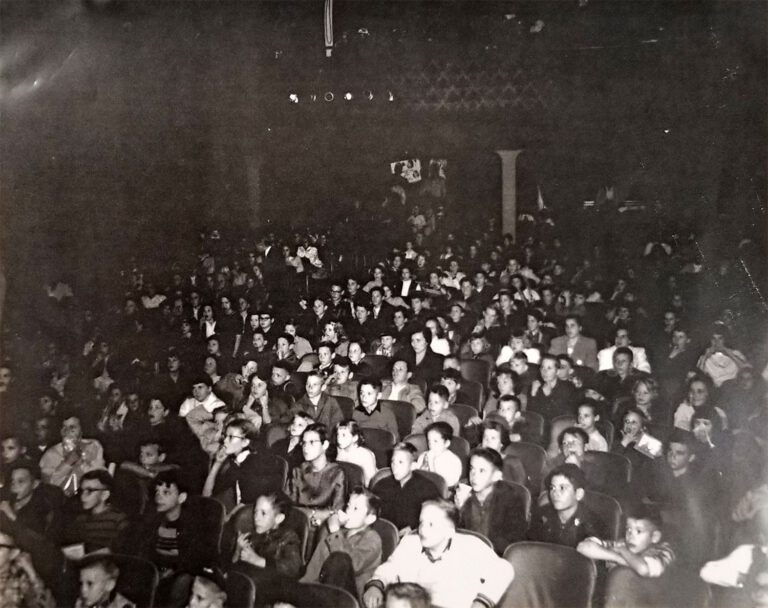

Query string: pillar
496 149 524 240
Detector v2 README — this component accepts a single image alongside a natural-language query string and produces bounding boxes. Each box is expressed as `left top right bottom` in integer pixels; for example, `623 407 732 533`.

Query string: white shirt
179 391 226 417
597 345 652 373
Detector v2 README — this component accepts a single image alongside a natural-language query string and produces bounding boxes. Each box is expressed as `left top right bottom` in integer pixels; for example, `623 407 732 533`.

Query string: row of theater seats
91 537 718 608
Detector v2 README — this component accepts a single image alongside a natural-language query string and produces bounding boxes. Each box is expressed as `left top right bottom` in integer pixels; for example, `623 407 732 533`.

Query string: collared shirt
423 538 453 562
367 532 513 608
178 391 225 417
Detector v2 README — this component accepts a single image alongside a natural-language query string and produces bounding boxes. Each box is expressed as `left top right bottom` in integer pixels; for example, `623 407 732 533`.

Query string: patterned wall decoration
386 61 559 112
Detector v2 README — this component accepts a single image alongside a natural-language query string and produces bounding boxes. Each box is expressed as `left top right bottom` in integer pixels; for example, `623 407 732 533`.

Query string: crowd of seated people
0 198 767 607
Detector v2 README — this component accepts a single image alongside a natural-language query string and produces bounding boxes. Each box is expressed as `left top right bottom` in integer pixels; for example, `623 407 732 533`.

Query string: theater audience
1 199 765 607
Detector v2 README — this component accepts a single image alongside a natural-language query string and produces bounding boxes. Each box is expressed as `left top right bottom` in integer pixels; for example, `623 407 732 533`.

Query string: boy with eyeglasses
202 418 284 507
64 469 129 553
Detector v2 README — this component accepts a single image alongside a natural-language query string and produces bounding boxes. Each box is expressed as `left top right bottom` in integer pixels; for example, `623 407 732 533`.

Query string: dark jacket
460 481 529 554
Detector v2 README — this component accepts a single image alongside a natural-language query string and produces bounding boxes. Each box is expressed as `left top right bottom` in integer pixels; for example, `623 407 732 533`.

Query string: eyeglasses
80 487 108 495
330 289 343 294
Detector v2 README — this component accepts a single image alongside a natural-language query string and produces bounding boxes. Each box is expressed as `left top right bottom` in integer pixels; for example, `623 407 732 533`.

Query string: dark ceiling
0 0 765 301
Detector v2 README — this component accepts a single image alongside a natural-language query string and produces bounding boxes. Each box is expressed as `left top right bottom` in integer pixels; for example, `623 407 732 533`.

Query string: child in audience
455 447 529 553
64 469 129 553
271 412 313 470
326 357 359 404
202 417 284 506
383 582 431 608
120 439 176 480
1 434 26 482
494 394 531 442
76 557 135 608
530 464 603 547
185 575 226 608
700 507 768 599
416 422 462 488
411 385 460 436
233 492 302 579
577 400 608 452
372 442 441 535
0 530 56 608
131 470 219 607
335 420 377 486
302 487 383 598
0 460 62 540
288 423 346 528
440 369 470 406
479 420 526 485
577 503 675 577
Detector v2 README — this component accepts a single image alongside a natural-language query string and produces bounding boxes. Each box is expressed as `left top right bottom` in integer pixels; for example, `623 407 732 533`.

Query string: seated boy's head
425 422 453 454
80 469 113 513
665 428 696 475
481 420 510 453
332 358 353 385
78 558 121 607
341 487 380 531
468 448 503 496
271 363 291 387
187 575 226 608
623 503 663 554
289 412 313 438
558 427 589 464
222 418 256 456
1 435 24 464
427 385 450 417
384 582 432 608
494 366 516 396
439 369 462 397
442 355 461 372
147 398 170 425
390 442 418 482
317 343 334 367
153 470 188 517
497 394 521 425
7 461 40 503
139 440 166 469
577 401 601 432
253 492 291 534
546 464 586 514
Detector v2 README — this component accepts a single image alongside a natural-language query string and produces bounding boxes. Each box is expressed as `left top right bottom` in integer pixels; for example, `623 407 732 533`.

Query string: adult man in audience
40 415 105 495
549 315 599 371
363 499 514 608
380 358 426 414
